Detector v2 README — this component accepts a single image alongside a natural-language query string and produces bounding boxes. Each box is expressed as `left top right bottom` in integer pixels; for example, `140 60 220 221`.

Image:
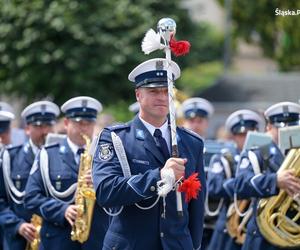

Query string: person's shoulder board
179 127 203 142
106 122 130 132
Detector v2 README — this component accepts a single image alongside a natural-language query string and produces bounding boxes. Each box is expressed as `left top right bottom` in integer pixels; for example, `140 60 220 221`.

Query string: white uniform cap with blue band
0 102 15 133
181 97 214 119
264 101 300 127
61 96 102 121
128 58 180 88
225 109 264 134
21 101 60 126
0 102 15 121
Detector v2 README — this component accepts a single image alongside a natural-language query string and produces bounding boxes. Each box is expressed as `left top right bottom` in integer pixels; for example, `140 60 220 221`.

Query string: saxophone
71 134 96 243
25 214 42 250
257 148 300 248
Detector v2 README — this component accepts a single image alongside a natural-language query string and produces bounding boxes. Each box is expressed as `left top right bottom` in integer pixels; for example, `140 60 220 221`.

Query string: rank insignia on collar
99 143 114 161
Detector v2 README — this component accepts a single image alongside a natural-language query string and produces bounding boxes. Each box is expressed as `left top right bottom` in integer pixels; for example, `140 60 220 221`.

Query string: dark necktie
153 129 170 160
77 148 85 156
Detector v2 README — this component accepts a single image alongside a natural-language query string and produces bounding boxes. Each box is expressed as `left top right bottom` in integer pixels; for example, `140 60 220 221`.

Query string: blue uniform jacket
234 142 284 250
24 139 109 250
0 143 35 250
207 153 241 250
92 116 206 250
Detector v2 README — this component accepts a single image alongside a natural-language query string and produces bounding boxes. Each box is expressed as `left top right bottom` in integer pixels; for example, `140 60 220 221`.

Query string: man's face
183 116 209 137
25 124 53 147
266 123 279 144
64 118 95 146
136 87 169 123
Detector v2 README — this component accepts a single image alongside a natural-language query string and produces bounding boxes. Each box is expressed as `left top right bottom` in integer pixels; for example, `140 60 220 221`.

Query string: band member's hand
277 169 300 197
65 205 78 226
84 169 93 186
18 222 36 242
161 158 187 180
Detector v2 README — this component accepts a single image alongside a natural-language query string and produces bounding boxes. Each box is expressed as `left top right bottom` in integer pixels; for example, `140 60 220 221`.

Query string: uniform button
253 230 256 235
54 222 58 226
17 175 21 179
266 188 270 192
112 247 116 250
150 186 155 192
46 233 50 238
160 232 164 238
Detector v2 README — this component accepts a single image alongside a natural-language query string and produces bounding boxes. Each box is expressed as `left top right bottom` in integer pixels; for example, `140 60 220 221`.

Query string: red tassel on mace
178 173 201 203
170 36 191 57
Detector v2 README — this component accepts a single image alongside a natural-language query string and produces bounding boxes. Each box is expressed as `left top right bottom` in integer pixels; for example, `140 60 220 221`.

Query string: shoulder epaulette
7 144 23 152
107 123 130 131
179 127 203 141
44 142 60 149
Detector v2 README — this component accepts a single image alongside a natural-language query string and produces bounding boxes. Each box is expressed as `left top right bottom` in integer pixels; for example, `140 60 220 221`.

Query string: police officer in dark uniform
0 101 60 250
92 58 205 250
181 97 214 250
25 96 109 250
0 102 15 250
207 109 264 250
234 102 300 250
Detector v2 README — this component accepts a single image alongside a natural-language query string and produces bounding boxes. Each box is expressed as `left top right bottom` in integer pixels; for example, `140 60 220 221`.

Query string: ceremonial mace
142 18 191 217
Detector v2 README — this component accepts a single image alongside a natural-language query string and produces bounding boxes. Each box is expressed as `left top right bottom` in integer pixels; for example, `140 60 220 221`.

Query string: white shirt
139 116 171 152
67 137 84 164
29 139 39 156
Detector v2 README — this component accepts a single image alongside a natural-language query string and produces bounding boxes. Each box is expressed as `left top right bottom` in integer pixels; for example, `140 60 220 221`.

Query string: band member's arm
207 155 232 199
24 157 69 226
0 162 26 237
234 151 278 199
92 128 162 207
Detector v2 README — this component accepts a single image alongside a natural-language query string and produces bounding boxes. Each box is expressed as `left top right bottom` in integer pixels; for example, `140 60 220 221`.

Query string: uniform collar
29 139 39 156
67 137 81 157
138 116 170 149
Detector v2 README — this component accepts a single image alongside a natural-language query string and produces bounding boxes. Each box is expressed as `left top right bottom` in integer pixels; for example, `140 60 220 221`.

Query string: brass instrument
226 200 251 244
257 148 300 248
25 214 42 250
225 149 252 245
71 135 96 243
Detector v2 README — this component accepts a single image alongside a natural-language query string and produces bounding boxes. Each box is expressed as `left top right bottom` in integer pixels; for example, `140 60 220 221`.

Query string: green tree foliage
227 0 300 71
0 0 223 106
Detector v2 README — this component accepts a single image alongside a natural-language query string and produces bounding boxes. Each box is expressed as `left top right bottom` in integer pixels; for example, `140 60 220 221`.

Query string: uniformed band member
92 58 205 250
0 102 15 250
24 96 109 250
0 102 15 146
181 97 214 138
0 101 59 250
207 109 264 250
234 102 300 250
181 97 214 250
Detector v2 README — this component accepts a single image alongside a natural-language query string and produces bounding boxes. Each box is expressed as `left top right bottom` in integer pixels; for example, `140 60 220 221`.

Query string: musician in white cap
234 102 300 250
181 97 214 138
0 100 59 250
92 58 205 250
207 109 264 250
0 102 15 250
0 102 15 146
25 96 109 250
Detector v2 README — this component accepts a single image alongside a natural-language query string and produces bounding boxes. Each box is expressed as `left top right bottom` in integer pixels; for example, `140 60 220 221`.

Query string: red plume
170 36 191 57
178 173 201 203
